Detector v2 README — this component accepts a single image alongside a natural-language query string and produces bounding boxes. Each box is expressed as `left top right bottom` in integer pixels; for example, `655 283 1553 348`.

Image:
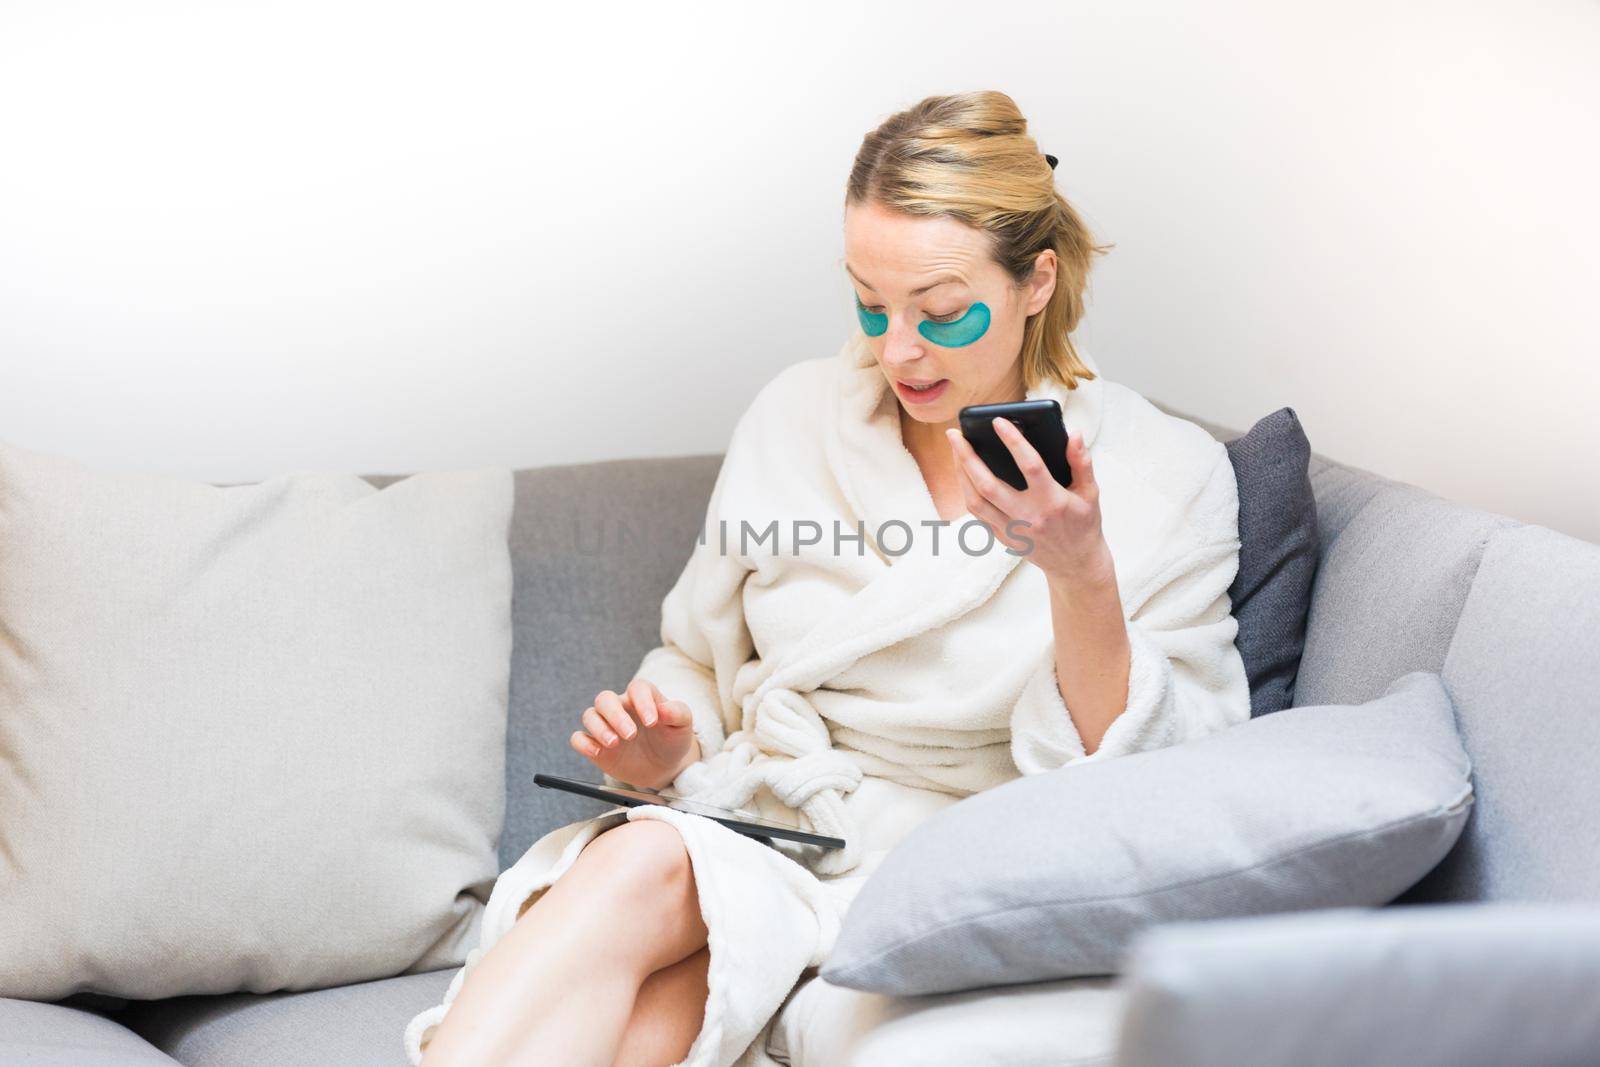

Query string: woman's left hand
945 418 1113 585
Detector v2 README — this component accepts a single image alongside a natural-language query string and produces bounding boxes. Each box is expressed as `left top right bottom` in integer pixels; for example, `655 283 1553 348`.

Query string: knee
581 818 696 904
574 820 709 971
588 818 692 885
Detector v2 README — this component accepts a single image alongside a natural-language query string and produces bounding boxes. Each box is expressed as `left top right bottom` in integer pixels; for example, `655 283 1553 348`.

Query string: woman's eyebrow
845 263 965 296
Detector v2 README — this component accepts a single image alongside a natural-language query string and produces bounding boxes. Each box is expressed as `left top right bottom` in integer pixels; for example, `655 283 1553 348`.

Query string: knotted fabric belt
673 685 865 875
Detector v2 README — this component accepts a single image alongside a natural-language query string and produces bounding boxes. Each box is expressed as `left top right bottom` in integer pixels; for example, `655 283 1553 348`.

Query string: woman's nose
879 315 926 366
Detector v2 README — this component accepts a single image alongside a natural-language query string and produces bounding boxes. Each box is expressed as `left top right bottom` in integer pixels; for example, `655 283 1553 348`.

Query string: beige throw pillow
0 440 513 1001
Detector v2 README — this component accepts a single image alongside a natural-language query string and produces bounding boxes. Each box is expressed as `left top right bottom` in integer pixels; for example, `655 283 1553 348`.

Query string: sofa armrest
1114 904 1600 1067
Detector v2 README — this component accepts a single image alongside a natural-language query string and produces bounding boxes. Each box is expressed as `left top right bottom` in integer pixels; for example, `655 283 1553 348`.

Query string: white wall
2 0 1595 541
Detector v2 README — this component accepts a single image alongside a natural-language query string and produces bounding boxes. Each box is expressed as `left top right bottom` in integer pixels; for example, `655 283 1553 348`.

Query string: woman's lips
894 378 949 405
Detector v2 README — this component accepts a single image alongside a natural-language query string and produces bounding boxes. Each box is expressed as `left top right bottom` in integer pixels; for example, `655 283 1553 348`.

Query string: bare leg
421 819 710 1067
611 944 711 1067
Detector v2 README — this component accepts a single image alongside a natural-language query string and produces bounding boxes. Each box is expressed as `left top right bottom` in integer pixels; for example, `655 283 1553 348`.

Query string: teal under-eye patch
855 295 888 337
919 302 991 348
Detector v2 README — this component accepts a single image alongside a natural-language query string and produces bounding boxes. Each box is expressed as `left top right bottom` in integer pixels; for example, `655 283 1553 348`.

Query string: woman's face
843 199 1056 426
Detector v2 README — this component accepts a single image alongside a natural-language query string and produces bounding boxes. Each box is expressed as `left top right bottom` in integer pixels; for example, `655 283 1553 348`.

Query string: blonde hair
845 90 1113 391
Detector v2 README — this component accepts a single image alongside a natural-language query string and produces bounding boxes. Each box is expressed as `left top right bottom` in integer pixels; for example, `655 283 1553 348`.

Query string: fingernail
604 733 618 746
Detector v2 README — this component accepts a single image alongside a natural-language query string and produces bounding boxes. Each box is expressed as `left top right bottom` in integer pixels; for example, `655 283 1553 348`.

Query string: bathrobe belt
675 685 867 875
671 526 1028 878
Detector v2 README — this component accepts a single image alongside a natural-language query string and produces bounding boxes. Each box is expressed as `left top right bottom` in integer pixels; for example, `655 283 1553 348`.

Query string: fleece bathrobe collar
679 335 1105 874
766 329 1115 691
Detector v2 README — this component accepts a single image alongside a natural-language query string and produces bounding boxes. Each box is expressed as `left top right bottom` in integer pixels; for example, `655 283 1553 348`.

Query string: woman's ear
1025 249 1058 316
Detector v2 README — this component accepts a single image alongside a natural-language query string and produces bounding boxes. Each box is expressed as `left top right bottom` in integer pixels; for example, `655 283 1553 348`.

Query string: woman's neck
896 367 1027 521
899 408 957 464
898 368 1027 472
898 408 964 521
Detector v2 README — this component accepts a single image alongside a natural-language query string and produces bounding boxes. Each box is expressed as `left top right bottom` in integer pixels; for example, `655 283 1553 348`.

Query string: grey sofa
5 401 1596 1066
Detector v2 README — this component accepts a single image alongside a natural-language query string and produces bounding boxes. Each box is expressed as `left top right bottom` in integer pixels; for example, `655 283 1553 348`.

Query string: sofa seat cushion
0 997 180 1065
769 972 1122 1067
117 968 454 1067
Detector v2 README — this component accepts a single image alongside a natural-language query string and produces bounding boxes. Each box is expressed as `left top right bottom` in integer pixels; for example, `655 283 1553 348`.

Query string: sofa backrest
372 456 721 871
1154 402 1600 906
378 405 1599 900
1147 403 1520 708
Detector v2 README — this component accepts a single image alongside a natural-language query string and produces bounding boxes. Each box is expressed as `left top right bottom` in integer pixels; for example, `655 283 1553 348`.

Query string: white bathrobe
403 331 1251 1066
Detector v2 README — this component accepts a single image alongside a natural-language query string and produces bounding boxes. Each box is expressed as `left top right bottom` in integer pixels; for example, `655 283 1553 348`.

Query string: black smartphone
532 772 846 850
958 399 1072 491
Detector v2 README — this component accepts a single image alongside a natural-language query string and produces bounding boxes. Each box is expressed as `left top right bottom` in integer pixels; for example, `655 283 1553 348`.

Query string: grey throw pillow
0 439 514 1002
1225 407 1319 716
821 671 1471 996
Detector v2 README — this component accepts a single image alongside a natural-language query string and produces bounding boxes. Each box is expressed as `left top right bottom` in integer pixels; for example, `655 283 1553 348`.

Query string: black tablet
533 772 845 850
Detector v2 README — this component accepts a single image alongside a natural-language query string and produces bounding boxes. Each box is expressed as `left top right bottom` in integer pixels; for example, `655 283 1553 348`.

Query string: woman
407 90 1251 1067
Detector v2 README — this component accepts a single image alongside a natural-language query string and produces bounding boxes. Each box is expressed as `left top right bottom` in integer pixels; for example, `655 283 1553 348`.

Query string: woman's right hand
569 678 701 790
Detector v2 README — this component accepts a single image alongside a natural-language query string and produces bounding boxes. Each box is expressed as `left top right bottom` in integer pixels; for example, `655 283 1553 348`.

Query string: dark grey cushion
1223 407 1319 715
821 672 1471 997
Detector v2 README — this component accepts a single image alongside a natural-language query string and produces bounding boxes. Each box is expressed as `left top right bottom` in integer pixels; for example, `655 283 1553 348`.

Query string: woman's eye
861 305 962 324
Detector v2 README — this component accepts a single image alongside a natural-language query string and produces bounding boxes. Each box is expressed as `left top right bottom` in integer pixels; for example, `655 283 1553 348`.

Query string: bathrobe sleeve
601 414 763 792
1010 443 1252 774
633 522 754 774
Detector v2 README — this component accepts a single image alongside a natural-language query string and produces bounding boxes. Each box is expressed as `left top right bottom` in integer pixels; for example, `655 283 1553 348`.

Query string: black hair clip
1044 153 1058 170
